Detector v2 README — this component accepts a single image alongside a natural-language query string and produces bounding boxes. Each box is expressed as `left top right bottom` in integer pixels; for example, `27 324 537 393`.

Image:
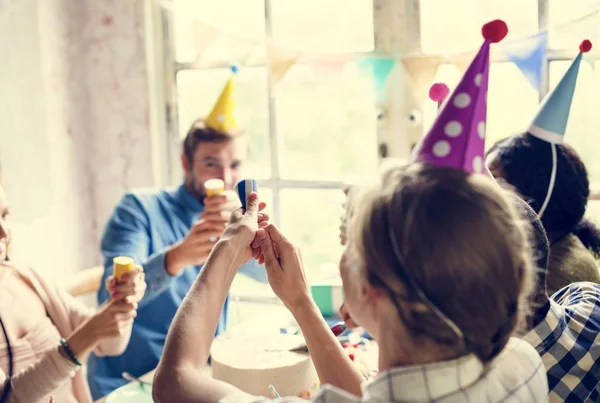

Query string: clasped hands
223 192 312 311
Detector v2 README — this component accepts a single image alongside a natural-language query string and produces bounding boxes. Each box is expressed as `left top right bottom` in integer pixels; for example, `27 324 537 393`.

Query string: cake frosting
211 333 319 398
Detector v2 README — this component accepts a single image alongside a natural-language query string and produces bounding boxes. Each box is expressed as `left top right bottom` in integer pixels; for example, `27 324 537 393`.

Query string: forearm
290 299 364 397
0 347 79 403
65 316 101 361
154 240 240 401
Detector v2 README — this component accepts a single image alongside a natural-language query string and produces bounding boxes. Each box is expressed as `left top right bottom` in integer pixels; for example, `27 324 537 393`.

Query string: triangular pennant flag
355 56 396 104
445 51 476 73
267 44 301 85
312 54 351 75
503 32 548 91
192 22 221 65
402 56 443 105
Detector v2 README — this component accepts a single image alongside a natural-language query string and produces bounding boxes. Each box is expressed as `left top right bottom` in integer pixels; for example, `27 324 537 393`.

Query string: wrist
215 238 245 269
166 243 188 275
66 319 101 359
286 293 316 316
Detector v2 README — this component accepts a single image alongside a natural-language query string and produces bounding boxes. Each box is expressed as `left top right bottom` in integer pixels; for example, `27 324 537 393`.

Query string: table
95 371 154 403
94 307 294 402
95 306 377 402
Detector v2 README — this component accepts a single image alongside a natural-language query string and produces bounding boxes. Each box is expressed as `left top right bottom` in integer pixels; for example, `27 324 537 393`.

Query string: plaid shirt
222 337 547 402
523 281 600 402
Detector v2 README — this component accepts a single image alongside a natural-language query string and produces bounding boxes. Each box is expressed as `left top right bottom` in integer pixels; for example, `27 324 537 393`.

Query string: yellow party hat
205 66 239 133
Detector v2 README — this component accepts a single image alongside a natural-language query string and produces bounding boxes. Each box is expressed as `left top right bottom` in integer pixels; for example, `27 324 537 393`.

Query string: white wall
0 0 155 283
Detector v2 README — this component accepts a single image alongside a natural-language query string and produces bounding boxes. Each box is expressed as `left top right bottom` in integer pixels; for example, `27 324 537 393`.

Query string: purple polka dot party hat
415 20 508 174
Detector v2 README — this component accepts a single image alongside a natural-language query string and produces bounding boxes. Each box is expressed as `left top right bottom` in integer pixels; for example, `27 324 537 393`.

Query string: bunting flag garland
445 51 476 73
267 44 302 85
355 56 396 104
161 0 599 97
192 22 221 66
402 56 444 105
503 32 548 91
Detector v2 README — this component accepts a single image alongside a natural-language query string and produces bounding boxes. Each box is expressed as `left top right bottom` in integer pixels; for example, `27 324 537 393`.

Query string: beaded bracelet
60 338 83 367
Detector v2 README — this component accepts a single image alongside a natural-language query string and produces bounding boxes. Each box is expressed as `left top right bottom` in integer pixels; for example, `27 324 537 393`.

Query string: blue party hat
528 40 592 144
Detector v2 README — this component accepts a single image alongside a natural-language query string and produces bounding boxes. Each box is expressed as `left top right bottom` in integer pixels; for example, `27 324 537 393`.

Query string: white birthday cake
211 333 320 398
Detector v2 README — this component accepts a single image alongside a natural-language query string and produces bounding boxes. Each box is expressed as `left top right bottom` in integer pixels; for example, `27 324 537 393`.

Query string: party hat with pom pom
429 83 450 111
205 66 240 133
415 20 508 174
528 40 592 144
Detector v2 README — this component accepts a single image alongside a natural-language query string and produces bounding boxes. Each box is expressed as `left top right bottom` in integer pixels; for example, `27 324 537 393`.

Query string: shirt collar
363 354 484 401
523 299 568 353
174 184 204 214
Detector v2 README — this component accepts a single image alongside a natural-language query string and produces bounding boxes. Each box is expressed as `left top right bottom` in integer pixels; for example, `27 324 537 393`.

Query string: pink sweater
0 263 132 403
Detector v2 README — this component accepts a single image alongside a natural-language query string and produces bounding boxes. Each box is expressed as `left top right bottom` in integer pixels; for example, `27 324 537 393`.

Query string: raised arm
153 194 268 403
56 268 146 357
256 225 365 397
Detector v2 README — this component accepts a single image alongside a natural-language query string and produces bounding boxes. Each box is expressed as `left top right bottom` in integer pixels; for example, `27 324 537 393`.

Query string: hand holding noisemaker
113 256 135 282
235 179 259 210
204 179 224 197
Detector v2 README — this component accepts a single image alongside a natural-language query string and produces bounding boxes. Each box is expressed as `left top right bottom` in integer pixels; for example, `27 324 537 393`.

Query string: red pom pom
482 20 508 43
580 39 592 53
429 83 450 103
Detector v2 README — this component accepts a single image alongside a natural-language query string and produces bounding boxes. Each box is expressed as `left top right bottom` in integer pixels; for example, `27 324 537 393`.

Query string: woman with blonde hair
0 174 147 402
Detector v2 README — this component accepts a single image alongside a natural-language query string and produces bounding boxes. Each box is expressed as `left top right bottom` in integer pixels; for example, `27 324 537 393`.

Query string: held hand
255 224 311 310
220 192 268 264
67 298 139 357
88 298 138 340
166 219 226 274
105 265 147 303
201 191 241 225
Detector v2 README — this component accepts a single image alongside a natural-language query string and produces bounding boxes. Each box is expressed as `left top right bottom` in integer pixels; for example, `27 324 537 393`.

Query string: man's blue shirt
87 185 266 398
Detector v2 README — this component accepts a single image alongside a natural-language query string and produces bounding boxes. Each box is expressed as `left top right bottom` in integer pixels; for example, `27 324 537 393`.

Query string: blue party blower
235 179 259 209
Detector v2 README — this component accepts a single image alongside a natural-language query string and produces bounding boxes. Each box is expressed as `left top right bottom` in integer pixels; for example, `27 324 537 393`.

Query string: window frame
158 0 600 214
159 0 379 228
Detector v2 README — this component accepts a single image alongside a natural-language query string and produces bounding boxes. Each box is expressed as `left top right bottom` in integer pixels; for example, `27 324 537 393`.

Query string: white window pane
587 200 600 226
280 189 345 281
176 68 271 179
486 63 539 148
172 0 265 63
257 187 274 220
270 0 374 53
276 64 378 181
548 0 600 49
422 63 538 149
549 60 600 187
420 0 538 54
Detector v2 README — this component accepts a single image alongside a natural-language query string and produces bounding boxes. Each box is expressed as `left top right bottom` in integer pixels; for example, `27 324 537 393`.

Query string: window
162 0 378 296
419 0 538 55
161 1 600 311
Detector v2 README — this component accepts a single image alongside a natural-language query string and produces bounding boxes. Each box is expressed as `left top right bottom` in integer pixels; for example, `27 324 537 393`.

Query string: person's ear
360 280 385 309
181 154 191 174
